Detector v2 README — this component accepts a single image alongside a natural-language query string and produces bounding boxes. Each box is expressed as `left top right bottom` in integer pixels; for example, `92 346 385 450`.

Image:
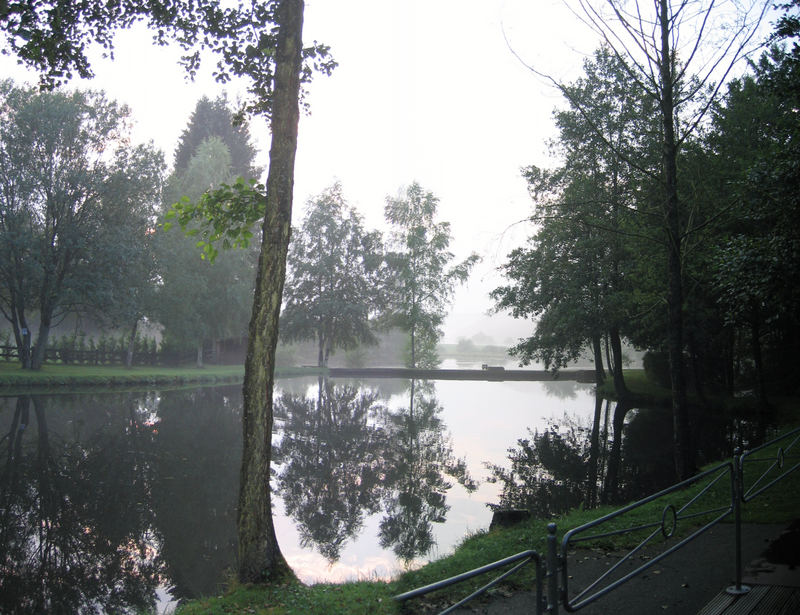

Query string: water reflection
0 394 162 615
378 380 476 563
273 378 476 565
3 378 759 611
149 387 241 600
487 393 768 514
274 380 388 563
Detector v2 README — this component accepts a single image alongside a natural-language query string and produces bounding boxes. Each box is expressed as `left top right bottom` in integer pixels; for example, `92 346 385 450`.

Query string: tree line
492 2 799 480
0 85 477 371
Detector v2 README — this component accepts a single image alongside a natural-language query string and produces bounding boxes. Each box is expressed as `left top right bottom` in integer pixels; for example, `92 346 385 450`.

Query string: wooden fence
0 345 196 367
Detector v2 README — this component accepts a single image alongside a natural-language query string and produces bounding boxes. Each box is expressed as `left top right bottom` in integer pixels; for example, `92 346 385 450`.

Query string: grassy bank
0 362 245 392
0 363 329 392
176 428 800 615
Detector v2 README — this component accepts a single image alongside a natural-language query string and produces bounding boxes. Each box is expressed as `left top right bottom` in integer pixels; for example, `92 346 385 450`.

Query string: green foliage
494 48 658 378
486 422 594 517
495 31 800 400
0 0 337 117
280 183 385 366
383 183 479 369
157 131 258 356
642 351 671 388
173 95 261 179
0 82 164 369
164 174 265 263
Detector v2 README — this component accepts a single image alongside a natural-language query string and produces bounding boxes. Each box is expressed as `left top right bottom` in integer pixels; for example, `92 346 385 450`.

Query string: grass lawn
0 362 245 391
0 363 327 392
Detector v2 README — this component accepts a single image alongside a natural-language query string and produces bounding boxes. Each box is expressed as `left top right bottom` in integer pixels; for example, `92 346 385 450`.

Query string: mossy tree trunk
236 0 303 585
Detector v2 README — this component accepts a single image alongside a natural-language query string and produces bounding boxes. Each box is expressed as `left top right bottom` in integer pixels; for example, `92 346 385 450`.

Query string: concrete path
440 522 798 615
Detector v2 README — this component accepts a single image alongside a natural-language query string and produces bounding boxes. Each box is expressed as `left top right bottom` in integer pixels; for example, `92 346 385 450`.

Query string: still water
0 369 749 613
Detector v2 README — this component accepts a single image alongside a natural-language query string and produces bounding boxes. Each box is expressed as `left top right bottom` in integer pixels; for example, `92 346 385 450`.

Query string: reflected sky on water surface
0 371 600 612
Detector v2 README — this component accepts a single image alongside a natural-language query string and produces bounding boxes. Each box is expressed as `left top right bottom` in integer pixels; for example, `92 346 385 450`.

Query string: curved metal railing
560 461 734 611
740 426 800 502
394 549 544 615
394 426 800 614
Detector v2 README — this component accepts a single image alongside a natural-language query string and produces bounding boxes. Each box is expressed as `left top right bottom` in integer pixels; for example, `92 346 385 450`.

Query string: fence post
726 447 750 595
546 523 559 614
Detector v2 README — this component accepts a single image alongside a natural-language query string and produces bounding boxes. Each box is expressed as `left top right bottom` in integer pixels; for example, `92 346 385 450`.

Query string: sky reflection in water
0 374 597 612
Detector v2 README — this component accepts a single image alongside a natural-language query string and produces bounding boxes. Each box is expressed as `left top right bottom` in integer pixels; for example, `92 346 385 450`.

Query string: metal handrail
394 549 544 615
740 426 800 502
394 426 800 614
560 461 734 612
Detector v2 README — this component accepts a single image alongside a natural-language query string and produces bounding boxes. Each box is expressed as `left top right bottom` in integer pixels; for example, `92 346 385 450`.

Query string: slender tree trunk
724 328 736 396
659 0 692 480
30 316 51 370
609 326 628 398
9 302 32 368
237 0 304 585
687 328 710 411
196 343 204 368
601 397 630 504
125 318 138 368
750 305 769 412
410 326 416 369
586 392 603 508
592 334 606 386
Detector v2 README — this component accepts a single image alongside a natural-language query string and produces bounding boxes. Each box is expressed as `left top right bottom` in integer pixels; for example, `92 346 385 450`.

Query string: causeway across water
327 367 597 382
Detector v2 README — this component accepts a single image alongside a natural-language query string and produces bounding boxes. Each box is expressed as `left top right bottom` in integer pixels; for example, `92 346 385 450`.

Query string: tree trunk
592 334 606 386
609 326 628 398
659 0 693 480
586 392 603 508
237 0 304 585
9 302 32 368
196 343 204 368
30 316 51 370
125 318 138 368
409 326 416 369
750 305 769 412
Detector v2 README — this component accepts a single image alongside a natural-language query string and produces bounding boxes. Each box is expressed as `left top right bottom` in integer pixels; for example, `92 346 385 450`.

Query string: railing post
546 523 559 614
726 447 750 595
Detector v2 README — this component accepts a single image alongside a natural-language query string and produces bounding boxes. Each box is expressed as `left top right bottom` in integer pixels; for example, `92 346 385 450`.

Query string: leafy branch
162 176 265 262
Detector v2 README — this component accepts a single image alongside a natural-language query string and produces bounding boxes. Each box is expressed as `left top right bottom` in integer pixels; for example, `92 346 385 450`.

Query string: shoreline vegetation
2 363 797 614
0 358 599 391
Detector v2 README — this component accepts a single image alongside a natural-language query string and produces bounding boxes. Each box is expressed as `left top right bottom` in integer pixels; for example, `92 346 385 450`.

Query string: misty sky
2 1 705 344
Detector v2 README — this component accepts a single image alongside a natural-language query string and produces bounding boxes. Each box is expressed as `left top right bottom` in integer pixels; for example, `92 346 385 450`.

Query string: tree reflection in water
274 379 388 563
273 378 476 565
487 393 767 515
148 386 241 601
379 379 476 563
0 395 162 615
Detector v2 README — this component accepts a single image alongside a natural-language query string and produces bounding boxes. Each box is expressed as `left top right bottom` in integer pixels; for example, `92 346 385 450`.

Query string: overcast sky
0 1 612 345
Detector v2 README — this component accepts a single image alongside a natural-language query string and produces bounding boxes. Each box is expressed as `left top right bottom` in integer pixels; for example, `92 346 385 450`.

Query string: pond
0 368 758 614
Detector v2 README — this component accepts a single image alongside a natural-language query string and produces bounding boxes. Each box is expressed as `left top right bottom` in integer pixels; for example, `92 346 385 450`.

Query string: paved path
440 521 798 615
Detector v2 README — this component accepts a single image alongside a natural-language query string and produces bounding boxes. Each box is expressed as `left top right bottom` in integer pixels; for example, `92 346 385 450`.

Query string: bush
643 351 671 388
